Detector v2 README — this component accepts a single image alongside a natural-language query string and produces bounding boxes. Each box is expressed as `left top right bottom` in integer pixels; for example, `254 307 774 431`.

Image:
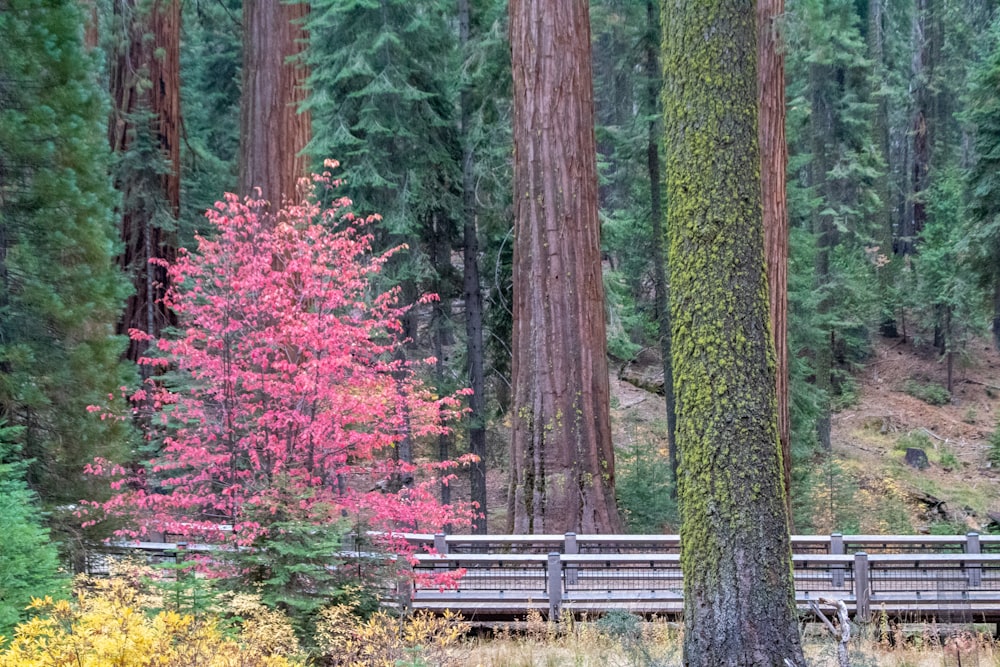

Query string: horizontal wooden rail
87 532 1000 623
403 538 1000 622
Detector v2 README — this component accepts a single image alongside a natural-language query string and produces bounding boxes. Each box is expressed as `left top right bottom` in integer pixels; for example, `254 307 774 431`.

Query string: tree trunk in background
458 0 488 534
239 0 310 206
900 0 931 257
810 60 834 451
868 0 898 337
109 0 180 364
662 1 805 664
646 0 677 487
508 0 622 534
757 0 791 523
430 211 454 507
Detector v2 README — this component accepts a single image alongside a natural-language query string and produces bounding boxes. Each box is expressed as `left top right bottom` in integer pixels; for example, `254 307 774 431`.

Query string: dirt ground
448 333 1000 534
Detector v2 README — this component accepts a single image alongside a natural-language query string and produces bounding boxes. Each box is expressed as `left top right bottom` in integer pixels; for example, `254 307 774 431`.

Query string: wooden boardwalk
402 532 1000 622
90 532 1000 623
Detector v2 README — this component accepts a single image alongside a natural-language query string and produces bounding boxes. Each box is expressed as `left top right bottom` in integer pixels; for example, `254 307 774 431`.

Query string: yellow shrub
0 576 303 667
314 594 466 667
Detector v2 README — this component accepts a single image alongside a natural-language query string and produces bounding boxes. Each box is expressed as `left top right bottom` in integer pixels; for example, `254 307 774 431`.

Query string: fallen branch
810 597 851 667
959 378 1000 392
919 427 947 443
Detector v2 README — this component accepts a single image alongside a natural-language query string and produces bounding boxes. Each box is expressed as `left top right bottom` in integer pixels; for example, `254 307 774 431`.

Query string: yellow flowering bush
0 576 303 667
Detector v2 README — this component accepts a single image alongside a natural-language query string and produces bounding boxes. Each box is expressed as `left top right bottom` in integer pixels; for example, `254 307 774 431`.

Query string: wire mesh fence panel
793 558 855 598
564 560 683 595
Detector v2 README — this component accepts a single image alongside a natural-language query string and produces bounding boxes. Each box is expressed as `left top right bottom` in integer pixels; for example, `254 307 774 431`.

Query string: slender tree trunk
900 0 930 257
810 61 834 452
239 0 311 206
508 0 622 534
645 0 676 488
430 211 453 507
458 0 488 534
993 279 1000 352
662 1 805 664
757 0 791 523
109 0 180 365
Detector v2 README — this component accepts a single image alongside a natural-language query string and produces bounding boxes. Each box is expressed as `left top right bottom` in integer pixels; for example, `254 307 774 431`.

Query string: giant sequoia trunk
239 0 311 206
757 0 791 521
508 0 621 534
661 1 805 664
109 0 180 364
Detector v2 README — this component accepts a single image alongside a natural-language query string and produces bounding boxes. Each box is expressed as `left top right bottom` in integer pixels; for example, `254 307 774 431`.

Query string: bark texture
109 0 180 363
757 0 791 521
661 1 805 665
239 0 311 206
508 0 621 534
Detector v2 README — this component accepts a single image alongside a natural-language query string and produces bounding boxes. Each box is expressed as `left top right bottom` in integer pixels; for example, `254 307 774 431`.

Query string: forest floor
472 332 1000 534
828 334 1000 533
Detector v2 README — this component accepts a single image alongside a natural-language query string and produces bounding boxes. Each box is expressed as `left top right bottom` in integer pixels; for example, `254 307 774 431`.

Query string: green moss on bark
661 1 805 665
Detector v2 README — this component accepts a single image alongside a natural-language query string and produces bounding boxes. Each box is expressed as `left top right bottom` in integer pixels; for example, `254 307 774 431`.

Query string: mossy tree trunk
508 0 622 534
661 1 805 665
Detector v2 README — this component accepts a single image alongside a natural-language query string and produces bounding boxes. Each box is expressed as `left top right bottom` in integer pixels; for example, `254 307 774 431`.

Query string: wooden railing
89 533 1000 623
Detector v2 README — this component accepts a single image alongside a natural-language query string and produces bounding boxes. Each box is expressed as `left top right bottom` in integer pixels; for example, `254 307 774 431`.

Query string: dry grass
443 614 1000 667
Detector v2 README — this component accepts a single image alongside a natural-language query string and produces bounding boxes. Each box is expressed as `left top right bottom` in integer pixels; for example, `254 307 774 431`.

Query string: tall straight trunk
109 0 180 364
662 1 805 664
430 211 453 507
239 0 311 206
645 0 676 486
508 0 622 534
810 62 834 451
458 0 488 534
900 0 930 257
757 0 791 522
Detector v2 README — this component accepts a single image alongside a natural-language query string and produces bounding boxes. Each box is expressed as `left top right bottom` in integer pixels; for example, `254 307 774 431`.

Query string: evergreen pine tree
0 0 133 528
964 14 1000 349
306 0 462 346
0 422 63 639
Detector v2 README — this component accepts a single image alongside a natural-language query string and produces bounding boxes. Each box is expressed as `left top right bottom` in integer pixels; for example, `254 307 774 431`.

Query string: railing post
433 533 449 573
397 561 413 614
967 532 982 588
564 533 578 585
547 552 562 622
854 552 870 622
831 533 845 588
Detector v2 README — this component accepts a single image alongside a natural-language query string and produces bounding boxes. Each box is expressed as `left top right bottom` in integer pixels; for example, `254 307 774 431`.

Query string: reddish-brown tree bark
109 0 180 363
757 0 792 523
508 0 622 534
239 0 311 206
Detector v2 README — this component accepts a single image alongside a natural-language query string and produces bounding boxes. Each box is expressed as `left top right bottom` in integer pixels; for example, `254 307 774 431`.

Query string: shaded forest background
4 0 1000 565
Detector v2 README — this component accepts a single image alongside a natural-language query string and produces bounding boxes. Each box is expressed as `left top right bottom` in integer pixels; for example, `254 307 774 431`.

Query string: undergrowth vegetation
0 565 465 667
7 569 1000 667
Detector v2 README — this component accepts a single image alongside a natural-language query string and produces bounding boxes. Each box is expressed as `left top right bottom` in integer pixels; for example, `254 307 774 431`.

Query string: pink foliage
82 172 475 556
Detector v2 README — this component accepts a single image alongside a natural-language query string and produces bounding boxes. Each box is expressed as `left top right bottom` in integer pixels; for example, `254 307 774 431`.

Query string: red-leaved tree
84 167 474 558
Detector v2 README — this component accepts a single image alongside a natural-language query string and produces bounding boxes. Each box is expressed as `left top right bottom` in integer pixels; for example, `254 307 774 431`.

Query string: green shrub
988 421 1000 466
894 431 932 452
0 422 65 640
903 379 951 406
